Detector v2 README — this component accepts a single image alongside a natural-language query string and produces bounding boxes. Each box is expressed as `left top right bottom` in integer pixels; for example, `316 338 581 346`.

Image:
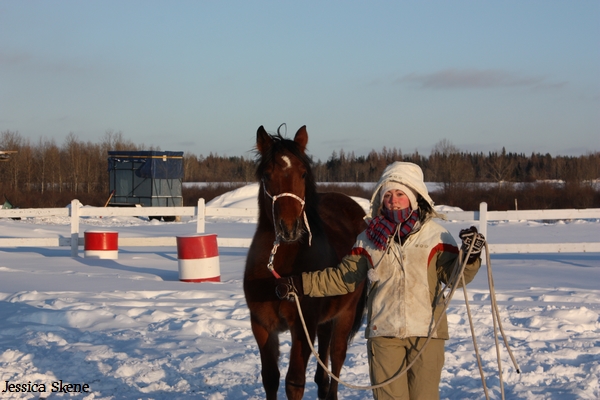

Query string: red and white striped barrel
176 234 220 282
84 231 118 259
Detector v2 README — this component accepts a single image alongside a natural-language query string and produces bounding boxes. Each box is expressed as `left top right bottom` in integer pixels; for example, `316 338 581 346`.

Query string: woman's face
382 189 411 211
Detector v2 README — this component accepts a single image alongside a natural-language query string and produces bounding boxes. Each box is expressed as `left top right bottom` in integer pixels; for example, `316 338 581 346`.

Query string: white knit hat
368 162 435 220
379 182 418 211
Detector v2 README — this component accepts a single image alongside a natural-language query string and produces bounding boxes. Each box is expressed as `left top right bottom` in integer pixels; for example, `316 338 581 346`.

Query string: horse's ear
256 126 272 154
294 126 308 153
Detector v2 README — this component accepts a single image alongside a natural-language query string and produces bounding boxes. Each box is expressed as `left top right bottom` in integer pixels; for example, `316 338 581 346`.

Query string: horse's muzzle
277 218 304 242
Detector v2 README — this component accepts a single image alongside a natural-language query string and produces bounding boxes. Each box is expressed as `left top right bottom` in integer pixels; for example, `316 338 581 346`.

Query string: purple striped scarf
366 208 420 251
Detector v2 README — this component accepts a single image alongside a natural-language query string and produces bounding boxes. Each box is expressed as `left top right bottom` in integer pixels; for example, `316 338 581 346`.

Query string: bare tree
487 147 516 185
33 137 57 194
20 139 34 191
429 139 473 189
0 130 23 189
64 133 81 193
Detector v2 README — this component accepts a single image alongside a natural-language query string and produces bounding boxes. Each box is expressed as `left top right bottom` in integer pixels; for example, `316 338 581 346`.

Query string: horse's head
255 125 315 243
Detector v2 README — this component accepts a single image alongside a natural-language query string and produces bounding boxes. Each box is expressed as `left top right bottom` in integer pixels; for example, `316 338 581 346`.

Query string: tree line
181 139 600 185
1 130 599 210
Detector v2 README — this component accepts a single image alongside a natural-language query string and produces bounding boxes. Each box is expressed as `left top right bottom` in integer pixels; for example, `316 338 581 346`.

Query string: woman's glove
459 226 486 263
275 276 303 301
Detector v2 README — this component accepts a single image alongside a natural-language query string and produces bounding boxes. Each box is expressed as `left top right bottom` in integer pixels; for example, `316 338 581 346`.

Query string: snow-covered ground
0 184 599 399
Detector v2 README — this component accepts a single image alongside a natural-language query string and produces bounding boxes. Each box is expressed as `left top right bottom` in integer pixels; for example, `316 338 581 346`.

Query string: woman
275 161 484 400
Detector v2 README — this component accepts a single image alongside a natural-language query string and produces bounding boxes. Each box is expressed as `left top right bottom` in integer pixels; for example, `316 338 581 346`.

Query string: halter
262 181 313 279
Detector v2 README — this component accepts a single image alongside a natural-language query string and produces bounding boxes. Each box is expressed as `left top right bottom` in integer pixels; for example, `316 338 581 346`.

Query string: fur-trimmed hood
368 162 435 219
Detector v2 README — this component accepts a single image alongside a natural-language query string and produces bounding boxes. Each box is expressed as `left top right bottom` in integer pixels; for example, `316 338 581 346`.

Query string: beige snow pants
367 336 445 400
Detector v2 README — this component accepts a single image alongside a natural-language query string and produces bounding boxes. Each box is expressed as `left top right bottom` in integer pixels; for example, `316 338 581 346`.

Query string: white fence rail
444 203 600 255
0 199 257 256
0 200 599 257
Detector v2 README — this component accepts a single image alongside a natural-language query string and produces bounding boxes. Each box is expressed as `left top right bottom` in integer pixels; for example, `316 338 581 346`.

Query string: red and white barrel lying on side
176 234 220 282
84 231 119 259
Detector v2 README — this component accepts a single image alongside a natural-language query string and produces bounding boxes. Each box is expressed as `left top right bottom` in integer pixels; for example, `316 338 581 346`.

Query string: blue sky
1 1 598 161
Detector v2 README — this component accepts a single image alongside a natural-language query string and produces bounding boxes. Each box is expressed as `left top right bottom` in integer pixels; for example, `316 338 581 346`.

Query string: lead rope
288 237 520 397
267 237 282 279
460 241 521 399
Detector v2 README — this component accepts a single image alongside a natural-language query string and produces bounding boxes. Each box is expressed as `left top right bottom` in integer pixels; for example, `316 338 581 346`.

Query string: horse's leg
250 318 281 400
285 318 318 400
325 312 356 400
315 322 333 400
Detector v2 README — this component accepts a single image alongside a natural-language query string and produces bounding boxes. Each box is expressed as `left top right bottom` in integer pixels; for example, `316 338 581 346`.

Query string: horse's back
317 192 367 260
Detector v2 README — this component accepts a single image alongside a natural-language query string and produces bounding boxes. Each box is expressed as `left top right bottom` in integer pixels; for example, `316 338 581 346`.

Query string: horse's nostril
294 219 302 234
279 220 291 237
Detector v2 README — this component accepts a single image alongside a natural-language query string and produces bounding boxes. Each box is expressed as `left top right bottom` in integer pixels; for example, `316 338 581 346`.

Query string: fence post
479 202 488 265
70 199 80 257
196 198 205 233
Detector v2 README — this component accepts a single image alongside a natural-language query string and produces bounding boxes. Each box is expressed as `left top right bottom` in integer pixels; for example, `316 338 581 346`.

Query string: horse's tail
348 280 368 344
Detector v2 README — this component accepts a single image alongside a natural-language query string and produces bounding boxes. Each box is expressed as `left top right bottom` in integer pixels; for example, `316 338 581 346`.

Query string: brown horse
244 125 368 400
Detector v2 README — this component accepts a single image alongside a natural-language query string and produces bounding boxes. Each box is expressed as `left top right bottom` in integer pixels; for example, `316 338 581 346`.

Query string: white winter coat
301 162 481 340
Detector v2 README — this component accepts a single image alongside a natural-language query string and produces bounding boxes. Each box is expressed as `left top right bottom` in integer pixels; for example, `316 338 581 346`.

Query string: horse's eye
301 172 307 179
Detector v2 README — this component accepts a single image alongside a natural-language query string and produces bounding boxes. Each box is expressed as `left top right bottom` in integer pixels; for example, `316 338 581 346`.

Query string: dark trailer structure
108 151 183 220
